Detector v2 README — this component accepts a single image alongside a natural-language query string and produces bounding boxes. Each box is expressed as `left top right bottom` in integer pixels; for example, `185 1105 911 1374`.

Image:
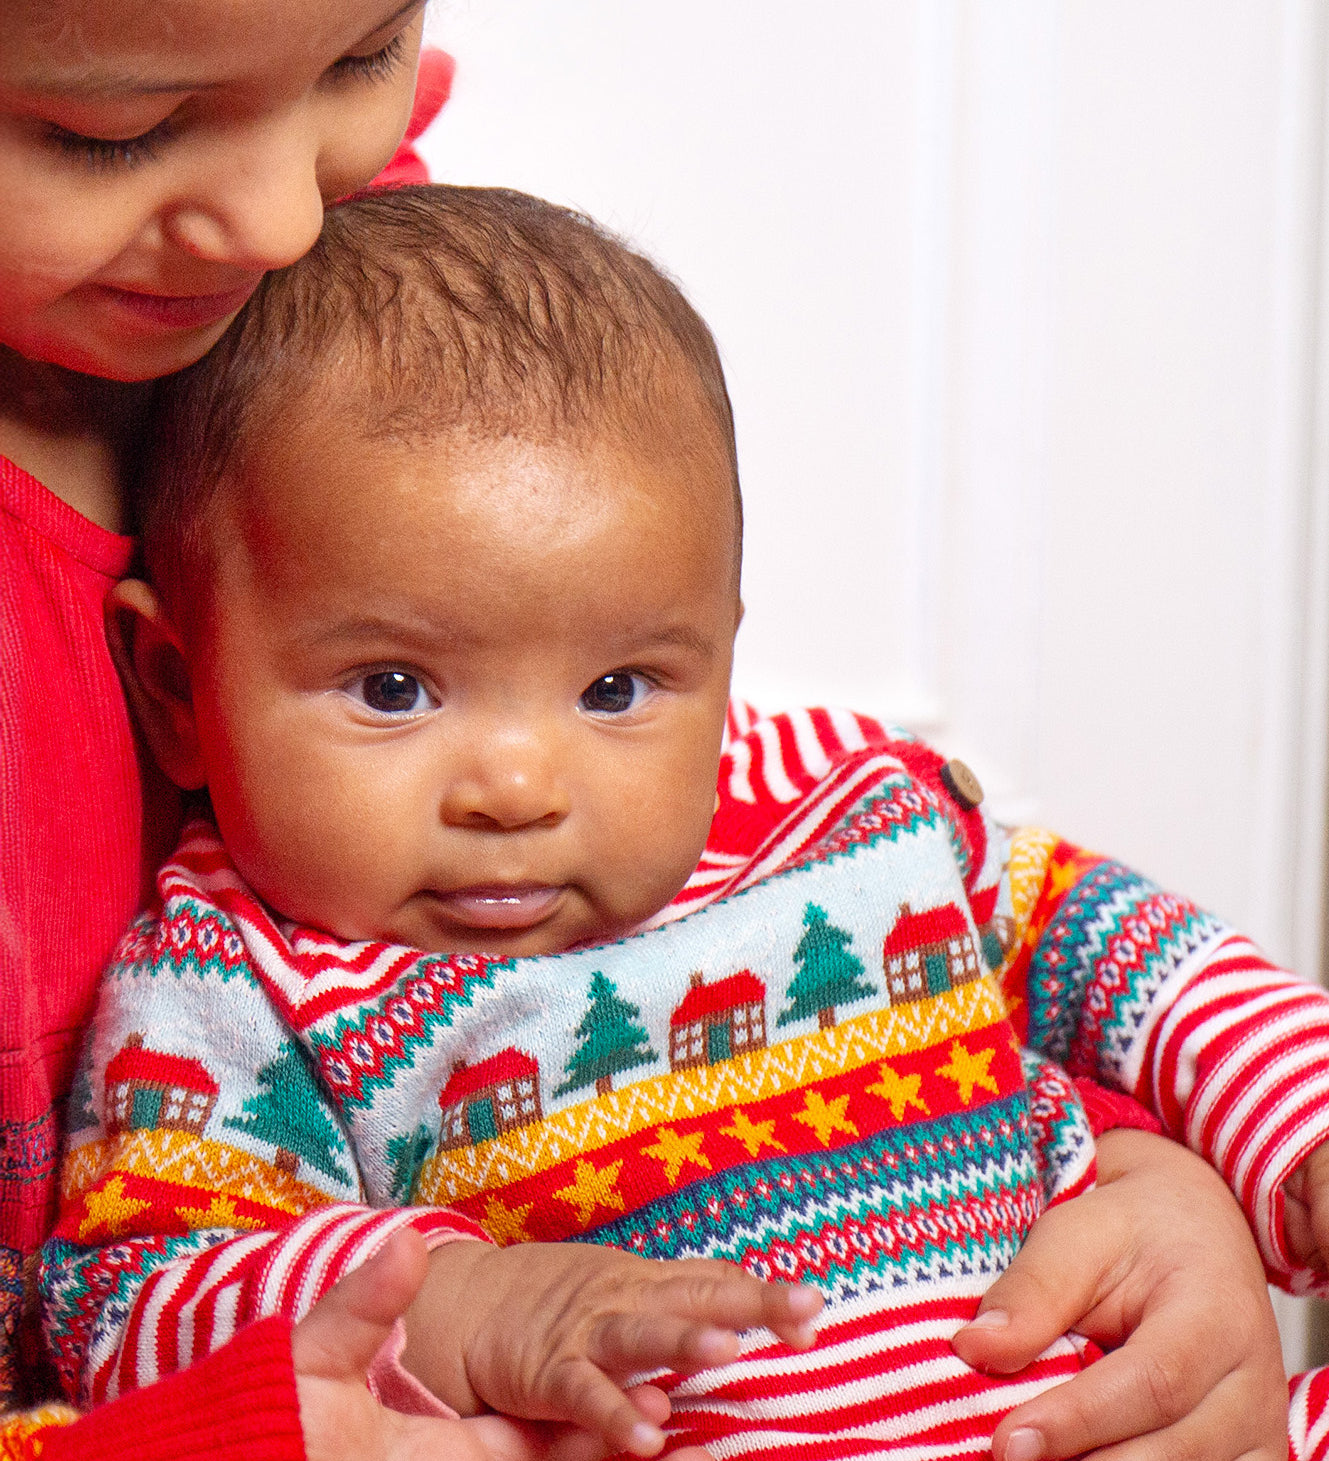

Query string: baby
42 186 1329 1457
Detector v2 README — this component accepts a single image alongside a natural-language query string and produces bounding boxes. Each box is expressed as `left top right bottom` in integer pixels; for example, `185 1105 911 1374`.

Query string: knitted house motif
882 902 982 1006
970 884 1017 971
438 1048 542 1150
105 1033 219 1136
669 971 767 1071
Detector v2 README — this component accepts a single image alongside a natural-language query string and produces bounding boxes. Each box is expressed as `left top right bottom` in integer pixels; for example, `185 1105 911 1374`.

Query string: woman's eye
351 671 437 717
580 672 650 716
330 31 407 83
45 120 169 170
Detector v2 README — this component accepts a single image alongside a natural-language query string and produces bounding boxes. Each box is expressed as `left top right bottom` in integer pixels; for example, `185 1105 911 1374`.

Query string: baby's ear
105 579 207 790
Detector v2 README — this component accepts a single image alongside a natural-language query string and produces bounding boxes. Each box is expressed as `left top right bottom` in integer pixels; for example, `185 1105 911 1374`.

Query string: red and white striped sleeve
53 1204 489 1405
1291 1367 1329 1461
1125 934 1329 1290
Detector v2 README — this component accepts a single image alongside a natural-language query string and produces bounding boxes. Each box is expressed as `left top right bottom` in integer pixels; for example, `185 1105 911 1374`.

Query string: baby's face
0 0 422 380
184 418 740 957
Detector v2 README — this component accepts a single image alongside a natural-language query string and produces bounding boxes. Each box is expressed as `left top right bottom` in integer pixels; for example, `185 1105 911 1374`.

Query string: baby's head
116 184 742 957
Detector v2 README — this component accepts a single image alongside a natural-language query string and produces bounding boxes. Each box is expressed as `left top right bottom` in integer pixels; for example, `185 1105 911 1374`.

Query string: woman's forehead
4 0 417 88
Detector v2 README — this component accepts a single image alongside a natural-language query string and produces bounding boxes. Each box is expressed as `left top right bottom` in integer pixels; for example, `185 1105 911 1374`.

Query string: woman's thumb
291 1228 431 1382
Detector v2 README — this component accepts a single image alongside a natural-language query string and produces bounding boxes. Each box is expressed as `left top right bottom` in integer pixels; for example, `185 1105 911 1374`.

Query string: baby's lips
431 884 565 930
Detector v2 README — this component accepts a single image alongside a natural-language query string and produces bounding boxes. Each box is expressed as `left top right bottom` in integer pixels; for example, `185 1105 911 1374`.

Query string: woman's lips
92 281 260 330
432 886 566 930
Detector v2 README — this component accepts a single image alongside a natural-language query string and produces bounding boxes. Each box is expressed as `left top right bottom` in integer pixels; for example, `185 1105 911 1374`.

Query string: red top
0 456 179 1262
39 1316 300 1461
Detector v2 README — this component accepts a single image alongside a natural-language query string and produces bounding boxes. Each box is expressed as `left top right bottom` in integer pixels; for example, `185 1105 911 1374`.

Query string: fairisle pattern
38 707 1329 1459
720 708 1329 1292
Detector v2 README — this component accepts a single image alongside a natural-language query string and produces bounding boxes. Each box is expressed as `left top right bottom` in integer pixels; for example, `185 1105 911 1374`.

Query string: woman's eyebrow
360 0 426 44
26 74 223 96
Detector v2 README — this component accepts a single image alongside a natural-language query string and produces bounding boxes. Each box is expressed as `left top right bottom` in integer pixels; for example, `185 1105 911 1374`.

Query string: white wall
419 0 1329 1367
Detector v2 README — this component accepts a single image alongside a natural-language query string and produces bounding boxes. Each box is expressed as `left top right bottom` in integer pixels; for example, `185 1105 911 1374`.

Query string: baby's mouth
431 886 566 930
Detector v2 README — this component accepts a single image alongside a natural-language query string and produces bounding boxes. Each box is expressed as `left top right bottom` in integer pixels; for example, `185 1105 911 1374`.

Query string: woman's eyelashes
44 119 172 171
328 31 408 84
40 31 408 172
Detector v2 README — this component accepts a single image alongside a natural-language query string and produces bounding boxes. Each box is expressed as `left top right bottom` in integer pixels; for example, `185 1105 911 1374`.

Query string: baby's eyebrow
631 625 722 658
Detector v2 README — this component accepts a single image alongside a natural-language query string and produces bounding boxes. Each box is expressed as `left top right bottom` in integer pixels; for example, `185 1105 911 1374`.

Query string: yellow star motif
719 1107 787 1158
1047 856 1084 900
793 1091 858 1147
553 1158 626 1226
481 1196 534 1246
78 1175 151 1242
175 1194 260 1232
641 1127 712 1186
865 1063 930 1121
936 1041 1000 1105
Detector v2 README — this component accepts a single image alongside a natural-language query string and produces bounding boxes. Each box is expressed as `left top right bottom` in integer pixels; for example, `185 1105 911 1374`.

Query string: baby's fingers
591 1311 740 1376
546 1358 671 1458
755 1276 822 1349
663 1261 822 1350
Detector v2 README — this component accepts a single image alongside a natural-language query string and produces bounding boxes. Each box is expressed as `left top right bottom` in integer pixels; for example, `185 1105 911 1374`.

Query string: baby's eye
580 672 651 716
349 670 438 717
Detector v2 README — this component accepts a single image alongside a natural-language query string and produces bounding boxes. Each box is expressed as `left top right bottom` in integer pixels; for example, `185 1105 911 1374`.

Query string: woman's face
0 0 425 381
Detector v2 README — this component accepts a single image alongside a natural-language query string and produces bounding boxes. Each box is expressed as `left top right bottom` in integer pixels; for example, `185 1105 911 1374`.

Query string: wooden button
940 758 984 811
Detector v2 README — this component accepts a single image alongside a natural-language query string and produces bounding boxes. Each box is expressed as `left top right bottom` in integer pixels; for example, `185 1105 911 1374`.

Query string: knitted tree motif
223 1041 351 1184
386 1123 434 1202
555 970 657 1098
777 903 875 1031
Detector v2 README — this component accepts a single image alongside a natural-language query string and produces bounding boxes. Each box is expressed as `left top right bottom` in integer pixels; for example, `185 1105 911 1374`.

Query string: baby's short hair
139 184 740 593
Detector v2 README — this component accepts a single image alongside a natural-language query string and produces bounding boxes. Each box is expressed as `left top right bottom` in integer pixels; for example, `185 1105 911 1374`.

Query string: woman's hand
951 1128 1288 1461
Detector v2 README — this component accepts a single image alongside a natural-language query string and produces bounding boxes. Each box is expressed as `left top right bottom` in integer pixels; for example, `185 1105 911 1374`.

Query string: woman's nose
163 116 325 274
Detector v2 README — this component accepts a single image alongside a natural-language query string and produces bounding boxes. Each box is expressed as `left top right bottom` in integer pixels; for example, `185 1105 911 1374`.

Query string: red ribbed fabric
37 1317 302 1461
1074 1078 1164 1139
0 456 181 1261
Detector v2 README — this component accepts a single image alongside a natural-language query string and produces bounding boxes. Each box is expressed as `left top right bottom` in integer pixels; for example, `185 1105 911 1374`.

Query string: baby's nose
439 740 570 832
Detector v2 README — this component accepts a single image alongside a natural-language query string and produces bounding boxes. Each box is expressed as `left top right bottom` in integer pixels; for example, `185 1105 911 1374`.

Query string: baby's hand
296 1230 709 1461
401 1239 822 1457
1284 1139 1329 1271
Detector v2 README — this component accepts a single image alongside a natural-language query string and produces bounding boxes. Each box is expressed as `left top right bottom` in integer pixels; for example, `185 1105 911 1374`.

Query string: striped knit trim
87 1204 483 1401
660 1289 1084 1458
1292 1367 1329 1461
